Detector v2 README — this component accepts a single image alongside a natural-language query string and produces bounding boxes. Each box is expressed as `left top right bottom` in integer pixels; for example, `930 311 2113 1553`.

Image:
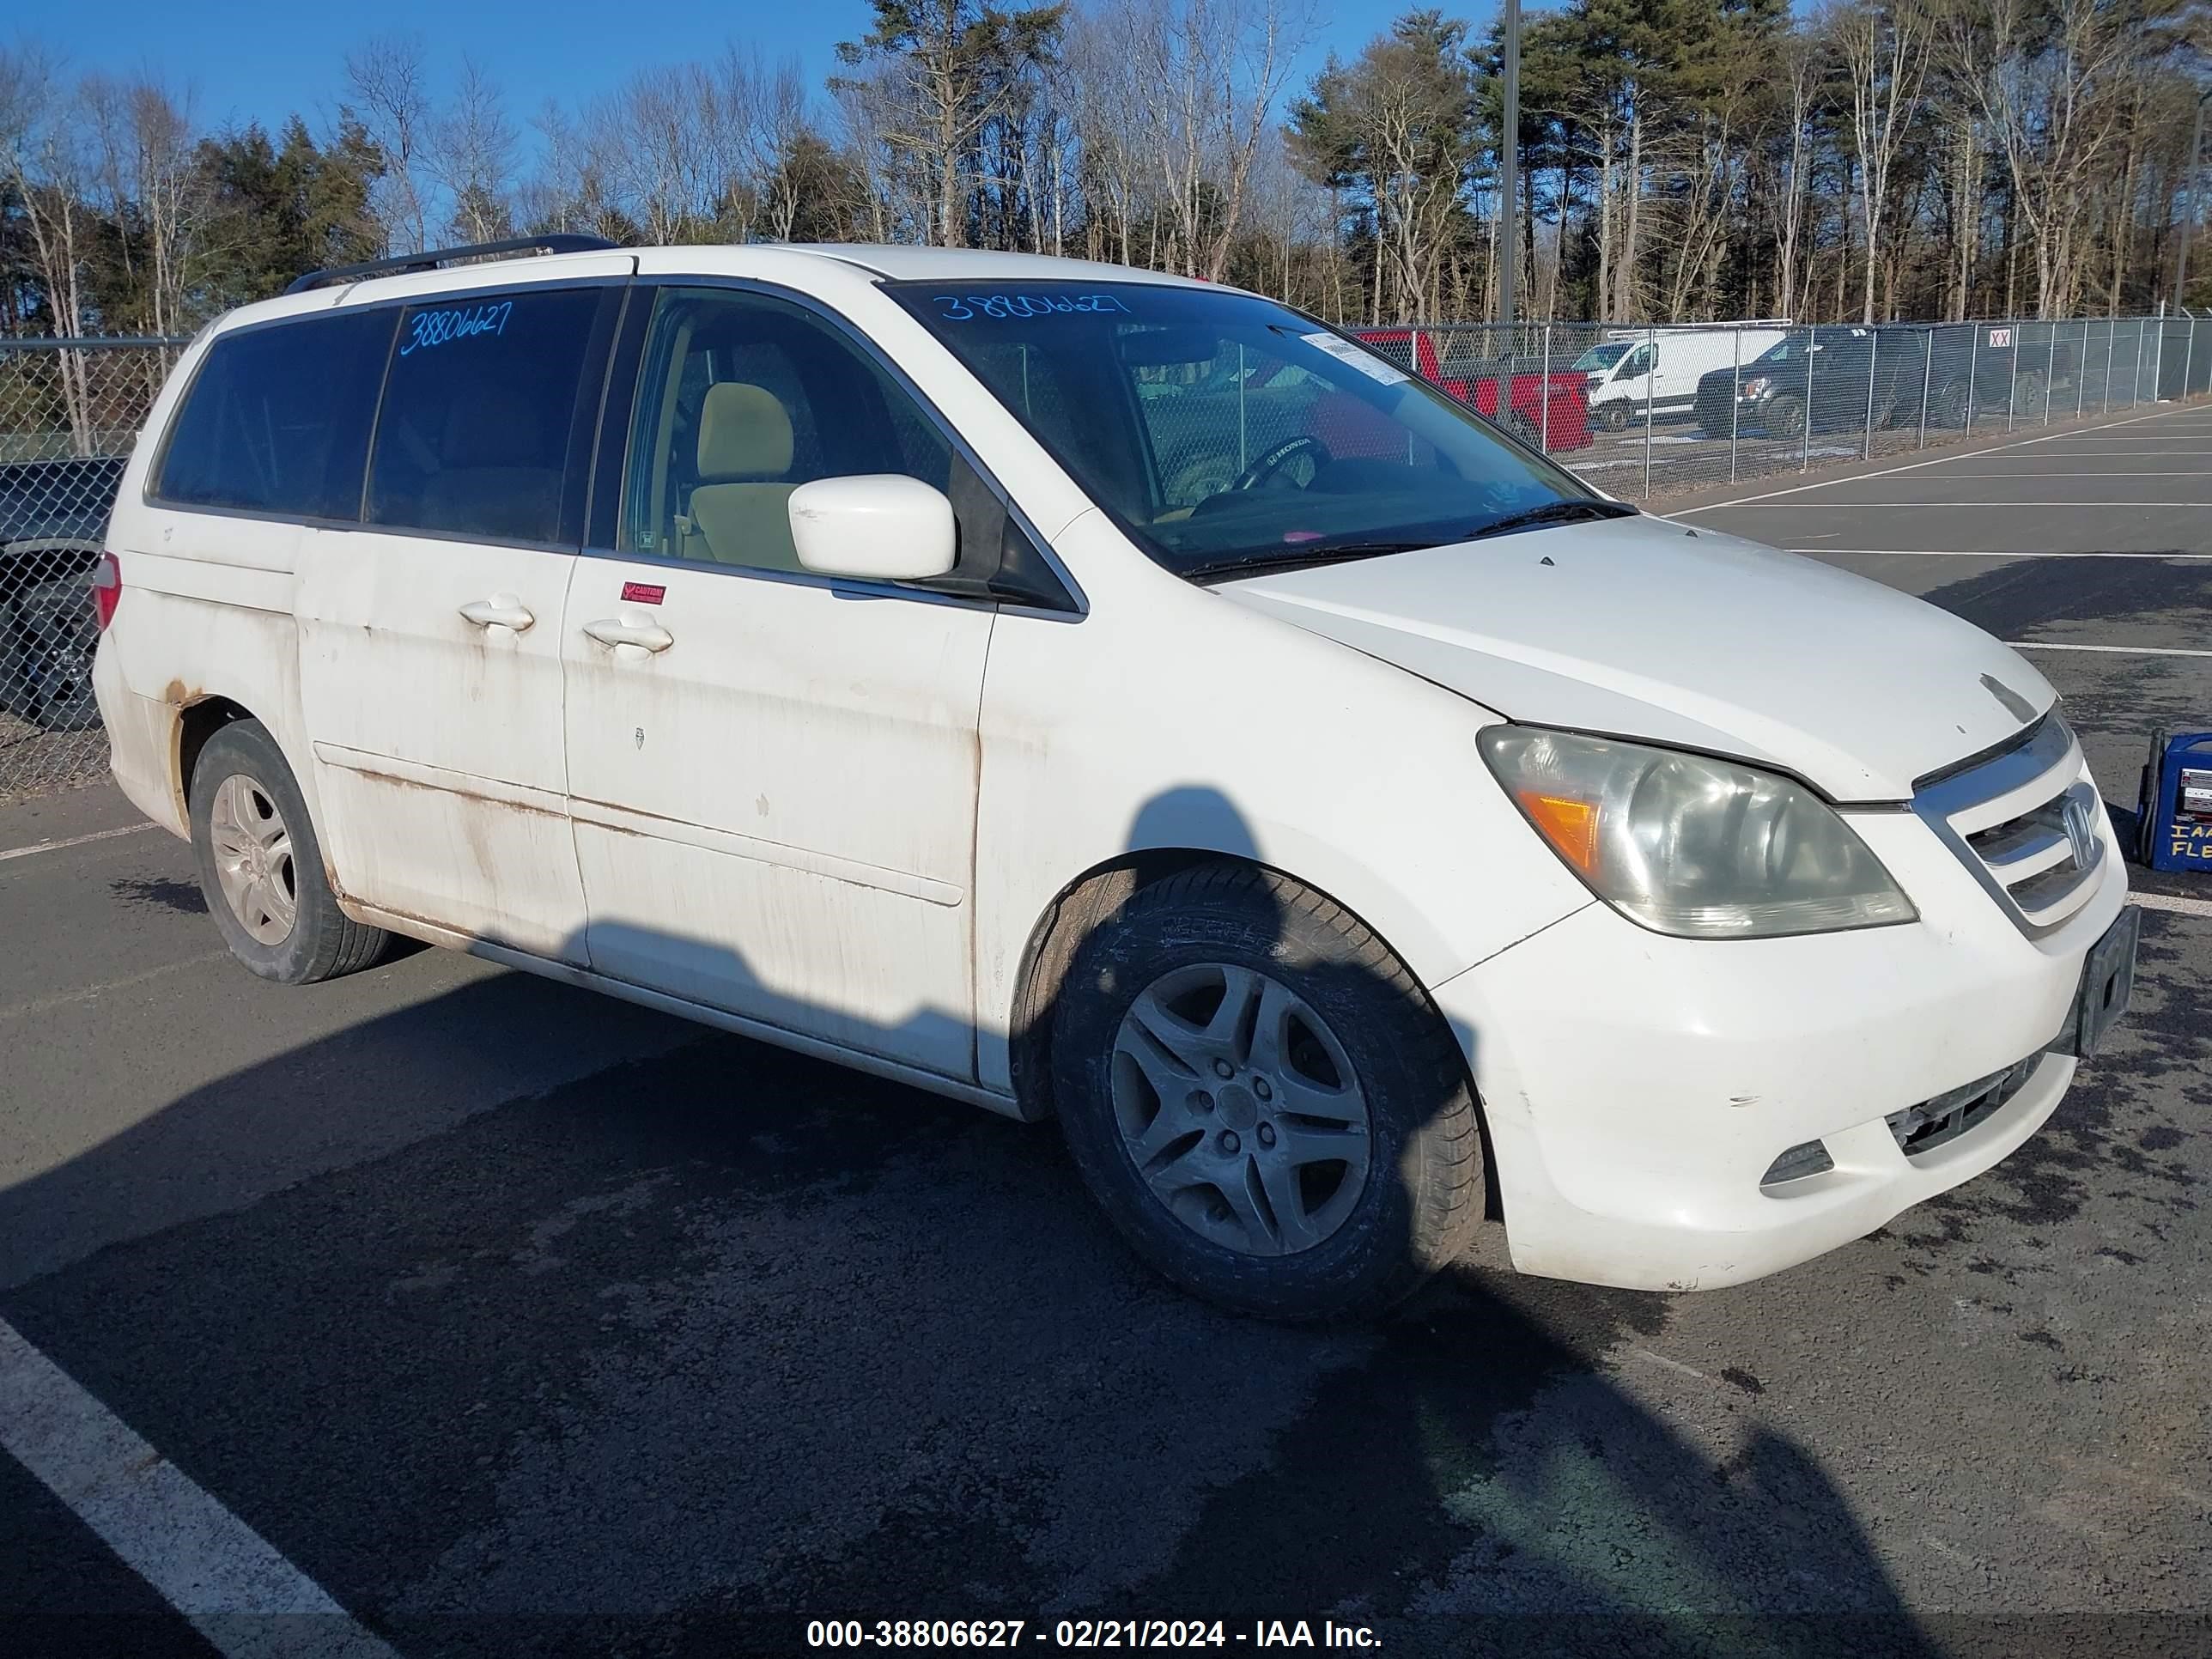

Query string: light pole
1498 0 1521 326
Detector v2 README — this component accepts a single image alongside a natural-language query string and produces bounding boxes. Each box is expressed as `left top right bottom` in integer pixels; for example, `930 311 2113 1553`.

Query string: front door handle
459 594 535 632
581 615 674 653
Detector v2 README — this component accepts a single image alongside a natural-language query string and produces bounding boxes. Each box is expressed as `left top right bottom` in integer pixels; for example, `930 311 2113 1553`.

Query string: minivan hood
1216 515 2053 802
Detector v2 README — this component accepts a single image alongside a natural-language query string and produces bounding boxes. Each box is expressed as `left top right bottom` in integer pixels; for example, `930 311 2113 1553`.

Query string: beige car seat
682 382 802 569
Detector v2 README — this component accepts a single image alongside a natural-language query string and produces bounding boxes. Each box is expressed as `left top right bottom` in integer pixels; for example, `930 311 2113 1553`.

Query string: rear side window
368 289 605 543
155 311 393 518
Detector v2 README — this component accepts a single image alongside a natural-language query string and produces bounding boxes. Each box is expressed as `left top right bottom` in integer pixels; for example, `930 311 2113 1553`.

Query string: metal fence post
1643 325 1656 499
2006 326 2020 430
1802 327 1816 471
2130 319 2146 409
1540 320 1553 454
1863 333 1879 459
2187 316 2200 401
2045 326 2057 424
2077 321 2088 416
1918 330 1933 448
1965 327 1978 432
2104 319 2114 414
1729 325 1741 483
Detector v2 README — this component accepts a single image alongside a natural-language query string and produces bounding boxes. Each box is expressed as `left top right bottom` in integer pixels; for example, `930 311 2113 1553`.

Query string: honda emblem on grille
2063 791 2099 869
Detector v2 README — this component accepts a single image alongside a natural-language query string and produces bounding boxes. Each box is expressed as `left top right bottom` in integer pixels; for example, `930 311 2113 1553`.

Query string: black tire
2 568 103 732
1932 379 1971 428
1594 399 1632 433
188 718 387 984
1050 862 1483 1322
2138 727 2170 866
2012 372 2047 422
1762 392 1806 441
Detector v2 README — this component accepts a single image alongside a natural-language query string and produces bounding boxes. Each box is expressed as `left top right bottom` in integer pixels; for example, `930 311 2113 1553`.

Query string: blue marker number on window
932 293 1132 322
398 299 514 356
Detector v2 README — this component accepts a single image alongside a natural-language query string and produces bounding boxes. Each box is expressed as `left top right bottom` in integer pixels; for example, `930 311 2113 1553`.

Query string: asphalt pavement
4 399 2210 1658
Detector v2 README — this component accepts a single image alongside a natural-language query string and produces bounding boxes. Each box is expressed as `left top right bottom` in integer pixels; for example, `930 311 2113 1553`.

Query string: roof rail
283 234 620 297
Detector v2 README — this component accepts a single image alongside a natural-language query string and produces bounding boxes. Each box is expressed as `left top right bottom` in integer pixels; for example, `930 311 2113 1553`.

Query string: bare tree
432 57 516 243
344 33 435 252
0 44 100 443
1831 0 1933 322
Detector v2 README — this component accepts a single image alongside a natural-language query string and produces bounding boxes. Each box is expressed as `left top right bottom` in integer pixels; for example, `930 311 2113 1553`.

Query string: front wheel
1762 392 1806 441
1051 863 1484 1322
1593 400 1632 433
189 718 388 984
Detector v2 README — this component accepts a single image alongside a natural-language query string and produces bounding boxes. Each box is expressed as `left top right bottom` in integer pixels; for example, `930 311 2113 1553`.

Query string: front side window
889 283 1603 582
367 287 605 543
155 310 394 518
619 287 953 572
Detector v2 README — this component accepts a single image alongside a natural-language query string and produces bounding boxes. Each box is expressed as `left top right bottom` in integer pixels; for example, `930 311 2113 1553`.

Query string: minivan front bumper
1431 804 2130 1292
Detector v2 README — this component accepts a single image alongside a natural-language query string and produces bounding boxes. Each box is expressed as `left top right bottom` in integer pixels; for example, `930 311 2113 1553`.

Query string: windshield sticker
932 293 1133 321
398 300 514 356
1300 331 1409 386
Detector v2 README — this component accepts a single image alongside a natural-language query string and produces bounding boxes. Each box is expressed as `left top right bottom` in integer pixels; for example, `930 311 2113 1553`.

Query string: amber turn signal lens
1517 790 1600 873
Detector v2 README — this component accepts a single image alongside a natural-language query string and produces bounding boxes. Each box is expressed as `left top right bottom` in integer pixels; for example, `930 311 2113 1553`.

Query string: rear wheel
2011 371 2048 422
1050 863 1483 1322
1931 378 1971 428
189 718 387 984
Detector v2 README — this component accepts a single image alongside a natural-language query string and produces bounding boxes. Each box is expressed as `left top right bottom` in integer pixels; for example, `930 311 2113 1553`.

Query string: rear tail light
91 552 122 630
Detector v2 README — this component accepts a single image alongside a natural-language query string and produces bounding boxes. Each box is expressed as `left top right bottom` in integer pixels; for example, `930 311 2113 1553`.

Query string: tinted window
890 283 1595 580
156 311 393 518
368 288 604 543
620 288 953 572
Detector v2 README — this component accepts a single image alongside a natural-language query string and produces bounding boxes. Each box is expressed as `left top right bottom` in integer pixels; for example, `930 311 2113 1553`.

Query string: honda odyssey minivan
92 237 2137 1319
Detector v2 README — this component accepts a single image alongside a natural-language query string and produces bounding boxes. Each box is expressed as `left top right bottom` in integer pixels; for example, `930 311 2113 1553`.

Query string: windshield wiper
1182 541 1438 583
1462 499 1638 541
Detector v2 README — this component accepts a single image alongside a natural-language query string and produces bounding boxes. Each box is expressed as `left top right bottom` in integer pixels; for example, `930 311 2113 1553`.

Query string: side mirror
788 474 957 582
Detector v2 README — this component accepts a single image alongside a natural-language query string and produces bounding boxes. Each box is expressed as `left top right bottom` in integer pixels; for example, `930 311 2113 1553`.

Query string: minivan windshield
888 282 1613 581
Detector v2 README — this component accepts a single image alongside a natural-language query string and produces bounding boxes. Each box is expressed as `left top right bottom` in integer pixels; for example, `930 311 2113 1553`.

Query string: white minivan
94 240 2137 1318
1577 325 1790 431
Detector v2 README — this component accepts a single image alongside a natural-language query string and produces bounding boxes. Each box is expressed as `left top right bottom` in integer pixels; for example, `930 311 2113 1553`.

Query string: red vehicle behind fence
1352 327 1593 453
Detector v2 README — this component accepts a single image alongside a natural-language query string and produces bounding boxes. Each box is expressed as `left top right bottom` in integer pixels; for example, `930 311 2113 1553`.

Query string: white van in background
1578 324 1790 431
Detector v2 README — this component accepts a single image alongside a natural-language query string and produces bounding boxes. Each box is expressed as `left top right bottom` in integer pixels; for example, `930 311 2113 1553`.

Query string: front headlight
1479 726 1917 939
1741 374 1771 399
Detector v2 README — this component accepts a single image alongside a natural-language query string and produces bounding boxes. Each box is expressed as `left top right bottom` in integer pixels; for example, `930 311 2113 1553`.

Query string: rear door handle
581 616 674 653
459 595 535 632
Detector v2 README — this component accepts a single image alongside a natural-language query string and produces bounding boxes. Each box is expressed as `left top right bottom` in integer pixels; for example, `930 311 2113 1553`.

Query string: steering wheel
1230 434 1328 493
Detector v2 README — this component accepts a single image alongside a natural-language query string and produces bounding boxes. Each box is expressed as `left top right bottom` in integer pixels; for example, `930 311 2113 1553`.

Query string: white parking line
1790 550 2212 560
0 822 155 864
1672 405 2209 514
1723 501 2212 509
1922 471 2212 478
2005 641 2212 659
2135 891 2212 920
0 1318 399 1659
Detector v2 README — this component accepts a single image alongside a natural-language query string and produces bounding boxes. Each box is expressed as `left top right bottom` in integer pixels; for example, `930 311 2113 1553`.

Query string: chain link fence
2 337 186 802
1355 312 2211 501
2 314 2209 804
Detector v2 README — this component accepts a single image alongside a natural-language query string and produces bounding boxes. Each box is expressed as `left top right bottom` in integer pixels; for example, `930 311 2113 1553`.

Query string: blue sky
40 0 1430 147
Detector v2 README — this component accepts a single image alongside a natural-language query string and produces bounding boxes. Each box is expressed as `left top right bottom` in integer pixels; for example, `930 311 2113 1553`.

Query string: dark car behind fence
0 313 2205 803
2 337 188 800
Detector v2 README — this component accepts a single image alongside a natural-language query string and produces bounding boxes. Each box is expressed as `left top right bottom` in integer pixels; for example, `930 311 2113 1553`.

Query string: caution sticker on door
620 581 665 605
